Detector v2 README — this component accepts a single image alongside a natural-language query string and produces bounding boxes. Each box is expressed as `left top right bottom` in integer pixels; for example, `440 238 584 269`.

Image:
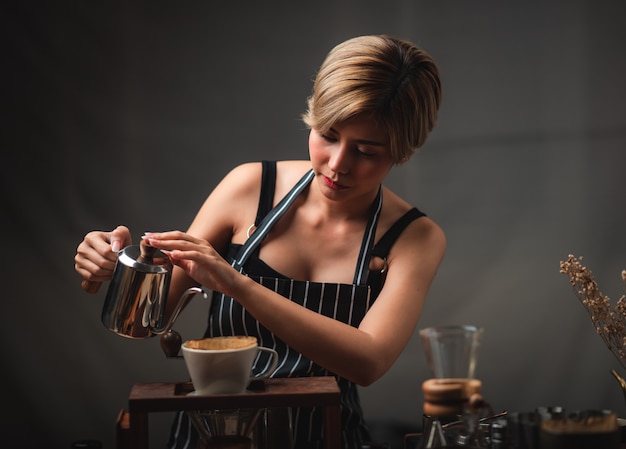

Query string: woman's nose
328 145 350 173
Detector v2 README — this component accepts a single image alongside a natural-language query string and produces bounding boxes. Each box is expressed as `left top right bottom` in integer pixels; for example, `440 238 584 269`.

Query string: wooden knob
160 330 182 358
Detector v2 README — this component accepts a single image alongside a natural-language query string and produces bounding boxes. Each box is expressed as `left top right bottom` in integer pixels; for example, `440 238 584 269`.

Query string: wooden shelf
122 376 342 449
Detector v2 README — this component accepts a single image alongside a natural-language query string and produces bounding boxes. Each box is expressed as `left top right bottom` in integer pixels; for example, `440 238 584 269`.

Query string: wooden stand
118 376 342 449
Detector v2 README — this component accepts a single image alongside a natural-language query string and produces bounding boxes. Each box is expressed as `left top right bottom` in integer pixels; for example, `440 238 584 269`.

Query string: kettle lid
117 244 172 274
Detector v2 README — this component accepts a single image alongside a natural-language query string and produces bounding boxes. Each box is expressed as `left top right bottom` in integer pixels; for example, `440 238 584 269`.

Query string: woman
75 34 446 449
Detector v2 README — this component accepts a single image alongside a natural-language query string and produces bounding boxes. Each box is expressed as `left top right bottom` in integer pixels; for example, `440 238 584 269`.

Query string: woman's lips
322 175 347 190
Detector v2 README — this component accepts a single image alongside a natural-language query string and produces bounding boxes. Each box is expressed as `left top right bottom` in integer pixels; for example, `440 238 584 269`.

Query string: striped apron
169 169 383 449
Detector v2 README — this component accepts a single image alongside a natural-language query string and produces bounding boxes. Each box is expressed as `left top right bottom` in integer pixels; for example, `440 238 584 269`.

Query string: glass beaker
187 408 267 449
419 325 483 379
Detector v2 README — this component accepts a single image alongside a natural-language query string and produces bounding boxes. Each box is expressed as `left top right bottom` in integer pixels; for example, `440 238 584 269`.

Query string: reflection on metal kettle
100 241 208 339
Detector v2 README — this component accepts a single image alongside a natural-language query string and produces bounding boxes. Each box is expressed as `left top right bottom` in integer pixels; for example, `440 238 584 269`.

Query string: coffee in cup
182 336 279 395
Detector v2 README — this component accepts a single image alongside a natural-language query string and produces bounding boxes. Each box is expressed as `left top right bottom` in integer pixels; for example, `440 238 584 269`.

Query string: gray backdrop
4 1 626 448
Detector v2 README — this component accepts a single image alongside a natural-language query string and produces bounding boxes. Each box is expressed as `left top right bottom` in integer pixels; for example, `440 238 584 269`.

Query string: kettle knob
139 240 160 260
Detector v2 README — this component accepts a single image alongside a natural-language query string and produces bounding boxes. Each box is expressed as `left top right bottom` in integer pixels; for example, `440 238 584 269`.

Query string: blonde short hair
302 35 442 164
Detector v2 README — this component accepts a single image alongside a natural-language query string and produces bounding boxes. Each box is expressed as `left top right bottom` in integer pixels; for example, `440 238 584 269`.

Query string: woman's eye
356 148 376 157
319 131 378 157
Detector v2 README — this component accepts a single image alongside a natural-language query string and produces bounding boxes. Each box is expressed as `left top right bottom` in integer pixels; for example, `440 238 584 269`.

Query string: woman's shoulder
218 160 312 197
225 160 310 178
380 186 445 246
275 160 314 195
223 161 264 180
379 186 414 222
276 160 313 175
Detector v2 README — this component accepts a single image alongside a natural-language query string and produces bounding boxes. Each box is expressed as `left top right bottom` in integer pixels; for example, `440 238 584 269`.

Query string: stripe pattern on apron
169 170 383 449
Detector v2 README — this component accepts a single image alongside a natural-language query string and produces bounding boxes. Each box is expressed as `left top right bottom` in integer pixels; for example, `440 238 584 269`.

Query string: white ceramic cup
182 336 279 395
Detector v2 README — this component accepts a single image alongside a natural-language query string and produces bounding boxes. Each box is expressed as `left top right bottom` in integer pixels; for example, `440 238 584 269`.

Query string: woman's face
309 114 394 203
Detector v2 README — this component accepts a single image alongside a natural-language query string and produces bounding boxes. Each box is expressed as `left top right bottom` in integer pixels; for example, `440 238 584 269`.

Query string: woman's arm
146 214 446 386
164 162 264 312
233 216 446 385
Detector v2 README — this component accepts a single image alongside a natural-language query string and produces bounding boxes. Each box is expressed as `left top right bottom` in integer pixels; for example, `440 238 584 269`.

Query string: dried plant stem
612 369 626 406
559 255 626 372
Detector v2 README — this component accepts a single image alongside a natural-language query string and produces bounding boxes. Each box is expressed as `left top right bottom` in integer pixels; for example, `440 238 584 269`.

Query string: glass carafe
418 325 485 448
419 325 483 380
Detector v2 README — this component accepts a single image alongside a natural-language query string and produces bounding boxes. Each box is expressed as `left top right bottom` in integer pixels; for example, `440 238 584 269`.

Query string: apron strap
232 169 315 270
233 169 383 288
353 186 382 286
255 160 277 226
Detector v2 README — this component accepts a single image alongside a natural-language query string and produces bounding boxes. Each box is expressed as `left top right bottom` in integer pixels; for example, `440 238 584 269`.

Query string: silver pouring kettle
100 242 206 341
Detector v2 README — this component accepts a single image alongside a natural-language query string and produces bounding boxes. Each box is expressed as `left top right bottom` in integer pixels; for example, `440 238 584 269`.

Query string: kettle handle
82 280 101 294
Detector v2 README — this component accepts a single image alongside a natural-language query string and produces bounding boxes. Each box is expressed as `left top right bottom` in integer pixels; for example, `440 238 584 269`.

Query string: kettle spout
156 286 210 358
153 286 209 334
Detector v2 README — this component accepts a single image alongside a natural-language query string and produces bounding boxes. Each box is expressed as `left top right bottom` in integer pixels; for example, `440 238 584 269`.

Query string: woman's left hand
142 231 242 296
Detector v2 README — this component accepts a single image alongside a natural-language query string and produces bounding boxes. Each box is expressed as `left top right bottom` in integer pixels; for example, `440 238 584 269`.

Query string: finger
109 225 131 252
146 230 205 243
83 231 118 262
75 255 116 282
143 232 207 250
75 240 119 280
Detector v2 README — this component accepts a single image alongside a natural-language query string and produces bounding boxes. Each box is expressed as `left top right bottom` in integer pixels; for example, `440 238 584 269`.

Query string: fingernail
111 240 121 252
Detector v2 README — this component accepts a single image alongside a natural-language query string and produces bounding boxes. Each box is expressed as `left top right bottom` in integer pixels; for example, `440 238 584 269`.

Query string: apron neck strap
353 185 382 286
233 169 315 270
233 171 383 287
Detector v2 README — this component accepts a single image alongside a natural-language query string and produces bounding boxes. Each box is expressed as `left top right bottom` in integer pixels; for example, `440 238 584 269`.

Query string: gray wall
4 1 626 448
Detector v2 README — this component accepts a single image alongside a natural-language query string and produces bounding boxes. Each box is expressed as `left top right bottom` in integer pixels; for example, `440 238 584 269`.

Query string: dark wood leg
324 404 341 449
129 411 149 449
115 409 130 449
266 408 292 448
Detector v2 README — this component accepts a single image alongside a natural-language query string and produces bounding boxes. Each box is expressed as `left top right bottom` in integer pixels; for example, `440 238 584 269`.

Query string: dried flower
560 255 626 371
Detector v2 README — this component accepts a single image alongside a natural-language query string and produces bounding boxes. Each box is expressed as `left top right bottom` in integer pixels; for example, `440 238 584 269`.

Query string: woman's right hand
74 225 132 293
